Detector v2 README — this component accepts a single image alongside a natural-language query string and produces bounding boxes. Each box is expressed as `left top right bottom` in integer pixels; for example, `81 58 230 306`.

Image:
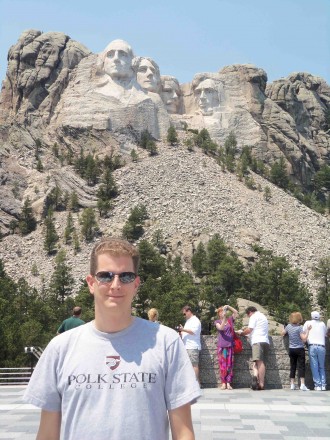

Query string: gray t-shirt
23 318 200 440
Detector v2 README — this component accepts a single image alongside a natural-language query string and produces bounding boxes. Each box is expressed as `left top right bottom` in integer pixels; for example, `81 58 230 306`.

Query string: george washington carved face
103 39 134 80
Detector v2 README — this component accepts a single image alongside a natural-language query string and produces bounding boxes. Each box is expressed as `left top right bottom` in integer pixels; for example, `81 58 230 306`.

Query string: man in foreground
56 306 85 334
23 237 200 440
178 306 202 382
238 306 269 390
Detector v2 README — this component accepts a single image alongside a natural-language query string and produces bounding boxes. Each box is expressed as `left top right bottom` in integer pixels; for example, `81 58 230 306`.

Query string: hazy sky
1 0 329 86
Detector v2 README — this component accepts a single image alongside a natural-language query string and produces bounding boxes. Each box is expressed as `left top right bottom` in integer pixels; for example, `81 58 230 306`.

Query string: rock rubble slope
1 142 329 298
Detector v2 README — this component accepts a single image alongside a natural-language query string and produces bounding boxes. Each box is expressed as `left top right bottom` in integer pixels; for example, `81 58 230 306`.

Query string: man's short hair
182 305 193 313
90 237 140 275
73 306 82 316
245 306 257 315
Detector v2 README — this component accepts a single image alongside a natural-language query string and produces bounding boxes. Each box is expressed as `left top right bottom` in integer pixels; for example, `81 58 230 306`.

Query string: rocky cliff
0 30 329 298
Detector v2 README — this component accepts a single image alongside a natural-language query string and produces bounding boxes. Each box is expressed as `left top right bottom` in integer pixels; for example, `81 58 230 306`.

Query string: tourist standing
24 238 200 439
214 304 239 390
282 312 309 390
303 311 327 391
238 306 269 390
57 306 85 334
178 305 202 382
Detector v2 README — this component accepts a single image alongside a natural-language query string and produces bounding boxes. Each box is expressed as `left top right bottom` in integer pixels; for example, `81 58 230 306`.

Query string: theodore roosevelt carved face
161 76 181 114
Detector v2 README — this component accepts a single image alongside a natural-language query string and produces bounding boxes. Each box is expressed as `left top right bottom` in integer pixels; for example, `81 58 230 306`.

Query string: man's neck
94 310 134 333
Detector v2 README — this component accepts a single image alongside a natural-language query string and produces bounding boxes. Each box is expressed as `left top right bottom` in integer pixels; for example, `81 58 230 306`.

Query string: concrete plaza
0 386 329 439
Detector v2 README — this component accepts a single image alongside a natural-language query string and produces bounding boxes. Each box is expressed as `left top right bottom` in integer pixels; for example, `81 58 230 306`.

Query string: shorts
252 342 269 362
186 349 200 366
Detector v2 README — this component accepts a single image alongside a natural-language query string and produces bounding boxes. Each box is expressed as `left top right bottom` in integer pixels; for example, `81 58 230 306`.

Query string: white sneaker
315 386 322 391
290 384 295 390
300 384 309 391
321 386 326 391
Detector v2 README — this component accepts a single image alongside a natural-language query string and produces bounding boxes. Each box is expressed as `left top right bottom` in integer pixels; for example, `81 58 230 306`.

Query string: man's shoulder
53 321 90 346
192 315 201 324
135 318 179 340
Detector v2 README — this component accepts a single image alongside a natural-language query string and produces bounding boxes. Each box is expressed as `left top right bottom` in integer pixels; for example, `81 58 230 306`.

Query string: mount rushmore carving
1 30 329 188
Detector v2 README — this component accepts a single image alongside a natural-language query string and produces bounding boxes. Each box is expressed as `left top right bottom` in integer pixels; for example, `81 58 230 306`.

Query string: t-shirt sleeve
22 339 62 412
164 337 201 411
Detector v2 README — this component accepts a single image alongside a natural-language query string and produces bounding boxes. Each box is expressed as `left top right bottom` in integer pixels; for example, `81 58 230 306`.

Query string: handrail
0 367 33 385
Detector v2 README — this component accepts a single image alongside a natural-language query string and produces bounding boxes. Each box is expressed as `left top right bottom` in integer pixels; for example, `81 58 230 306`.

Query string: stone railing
200 335 330 389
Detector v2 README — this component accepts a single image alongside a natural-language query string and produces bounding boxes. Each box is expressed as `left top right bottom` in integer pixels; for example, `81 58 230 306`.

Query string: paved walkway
0 386 329 439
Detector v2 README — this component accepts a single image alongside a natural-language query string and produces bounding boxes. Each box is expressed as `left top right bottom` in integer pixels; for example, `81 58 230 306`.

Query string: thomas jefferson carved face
103 40 134 80
194 79 220 115
161 77 181 114
136 58 160 93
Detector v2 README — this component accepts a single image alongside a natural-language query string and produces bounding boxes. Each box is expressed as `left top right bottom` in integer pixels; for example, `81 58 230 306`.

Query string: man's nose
113 51 120 61
110 274 121 288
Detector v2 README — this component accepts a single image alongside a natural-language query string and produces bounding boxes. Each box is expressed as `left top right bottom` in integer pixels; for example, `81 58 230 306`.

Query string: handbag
228 318 243 354
233 332 243 354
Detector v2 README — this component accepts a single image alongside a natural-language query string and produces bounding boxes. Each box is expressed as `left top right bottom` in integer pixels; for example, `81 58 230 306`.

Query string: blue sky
1 0 329 86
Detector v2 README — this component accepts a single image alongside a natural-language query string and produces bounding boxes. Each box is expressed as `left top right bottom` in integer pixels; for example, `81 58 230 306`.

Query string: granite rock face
1 30 329 187
0 30 91 126
0 31 329 298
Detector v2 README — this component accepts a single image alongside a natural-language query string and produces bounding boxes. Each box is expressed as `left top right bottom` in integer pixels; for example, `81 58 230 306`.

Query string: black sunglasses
95 271 137 284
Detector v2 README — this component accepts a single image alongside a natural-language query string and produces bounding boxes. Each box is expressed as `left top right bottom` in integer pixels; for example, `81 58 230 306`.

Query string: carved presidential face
161 78 181 114
194 79 220 115
103 40 134 80
136 58 160 93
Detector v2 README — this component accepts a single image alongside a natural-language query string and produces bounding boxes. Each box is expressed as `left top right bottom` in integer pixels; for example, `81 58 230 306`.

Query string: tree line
1 233 329 368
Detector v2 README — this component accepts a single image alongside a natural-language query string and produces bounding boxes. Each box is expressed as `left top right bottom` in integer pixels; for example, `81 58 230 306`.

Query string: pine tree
49 249 74 302
69 191 79 212
264 186 272 201
270 157 289 189
130 149 138 162
167 126 178 145
122 205 149 241
43 208 59 254
35 138 42 159
73 230 80 254
36 158 43 172
18 197 37 235
314 256 330 313
80 208 99 242
139 129 153 149
147 140 158 156
192 242 208 277
64 212 74 244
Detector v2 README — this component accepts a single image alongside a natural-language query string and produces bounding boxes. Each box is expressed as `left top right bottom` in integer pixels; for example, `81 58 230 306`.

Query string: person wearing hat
303 311 327 391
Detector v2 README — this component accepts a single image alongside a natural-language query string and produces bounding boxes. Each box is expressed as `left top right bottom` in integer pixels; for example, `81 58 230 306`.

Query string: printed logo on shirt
106 355 120 370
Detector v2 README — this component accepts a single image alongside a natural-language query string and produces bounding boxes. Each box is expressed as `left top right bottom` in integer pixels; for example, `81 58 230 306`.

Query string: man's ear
134 276 141 292
86 275 95 294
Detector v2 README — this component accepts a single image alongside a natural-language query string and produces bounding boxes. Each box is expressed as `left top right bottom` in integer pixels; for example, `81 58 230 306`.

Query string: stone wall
200 335 330 389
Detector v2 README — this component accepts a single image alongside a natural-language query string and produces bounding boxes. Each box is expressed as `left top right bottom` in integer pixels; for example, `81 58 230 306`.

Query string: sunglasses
95 271 137 284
